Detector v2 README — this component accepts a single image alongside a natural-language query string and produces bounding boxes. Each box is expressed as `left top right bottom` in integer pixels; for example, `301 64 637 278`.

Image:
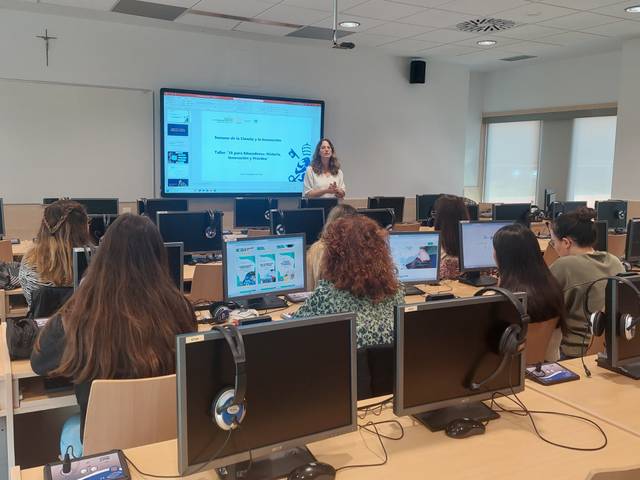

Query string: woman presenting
303 138 346 198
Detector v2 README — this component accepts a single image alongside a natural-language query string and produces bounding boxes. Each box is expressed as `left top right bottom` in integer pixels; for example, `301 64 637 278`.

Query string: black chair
357 343 394 400
29 286 73 318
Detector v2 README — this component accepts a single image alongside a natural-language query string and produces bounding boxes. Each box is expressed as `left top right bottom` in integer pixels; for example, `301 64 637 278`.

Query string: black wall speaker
410 60 426 84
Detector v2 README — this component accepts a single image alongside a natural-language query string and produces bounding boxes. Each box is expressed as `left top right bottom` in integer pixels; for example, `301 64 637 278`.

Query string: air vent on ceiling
456 18 516 33
287 26 352 40
500 55 537 62
112 0 187 21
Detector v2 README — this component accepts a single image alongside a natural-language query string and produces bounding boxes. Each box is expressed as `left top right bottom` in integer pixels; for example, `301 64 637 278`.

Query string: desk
527 355 640 438
11 242 32 260
16 389 640 480
10 360 76 415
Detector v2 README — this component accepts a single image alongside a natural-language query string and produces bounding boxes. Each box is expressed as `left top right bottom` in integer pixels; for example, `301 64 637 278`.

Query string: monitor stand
596 357 640 380
404 285 425 296
458 272 497 287
239 295 288 310
217 446 316 480
413 402 499 432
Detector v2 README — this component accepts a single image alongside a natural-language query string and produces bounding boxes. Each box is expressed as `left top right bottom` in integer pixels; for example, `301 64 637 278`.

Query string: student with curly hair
293 215 403 348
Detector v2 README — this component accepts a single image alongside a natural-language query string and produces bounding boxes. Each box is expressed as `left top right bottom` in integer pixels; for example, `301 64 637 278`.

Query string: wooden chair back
525 317 559 365
187 263 223 302
0 240 12 263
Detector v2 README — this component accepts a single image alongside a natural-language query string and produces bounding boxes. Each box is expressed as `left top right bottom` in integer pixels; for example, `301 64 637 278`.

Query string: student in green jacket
549 207 624 359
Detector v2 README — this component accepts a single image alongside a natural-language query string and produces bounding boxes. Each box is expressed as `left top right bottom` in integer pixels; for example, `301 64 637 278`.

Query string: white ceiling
15 0 640 70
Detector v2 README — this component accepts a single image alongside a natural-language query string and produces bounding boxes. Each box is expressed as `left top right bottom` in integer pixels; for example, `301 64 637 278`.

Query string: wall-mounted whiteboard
0 79 154 203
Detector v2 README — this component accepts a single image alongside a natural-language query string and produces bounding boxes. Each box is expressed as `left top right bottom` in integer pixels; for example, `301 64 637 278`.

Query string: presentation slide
390 233 440 284
162 89 323 196
461 222 511 270
225 236 305 299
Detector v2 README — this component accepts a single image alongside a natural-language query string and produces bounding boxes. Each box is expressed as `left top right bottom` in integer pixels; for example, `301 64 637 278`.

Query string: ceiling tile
591 1 640 21
497 3 578 23
412 27 479 42
41 0 118 9
342 31 402 45
501 40 565 55
422 43 481 56
537 0 628 10
583 19 640 35
175 12 239 28
491 23 564 39
279 0 371 12
256 4 332 24
343 0 427 21
234 21 301 35
363 21 433 36
540 11 623 29
399 7 473 27
312 14 386 30
385 0 451 6
379 37 441 53
194 0 275 17
453 34 522 48
435 0 530 16
151 0 202 7
542 30 609 44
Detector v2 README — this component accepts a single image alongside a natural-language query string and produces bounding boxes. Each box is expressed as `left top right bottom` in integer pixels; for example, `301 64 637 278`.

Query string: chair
587 465 640 480
82 374 177 455
524 317 559 365
392 223 420 232
0 240 12 263
29 286 73 318
186 263 223 303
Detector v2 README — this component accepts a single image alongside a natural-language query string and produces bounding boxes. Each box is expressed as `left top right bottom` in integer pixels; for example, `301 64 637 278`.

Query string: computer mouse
287 462 336 480
445 417 486 439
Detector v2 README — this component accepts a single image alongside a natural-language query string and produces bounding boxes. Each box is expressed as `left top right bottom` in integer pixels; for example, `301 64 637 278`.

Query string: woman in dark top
433 195 470 279
493 223 565 324
31 214 196 454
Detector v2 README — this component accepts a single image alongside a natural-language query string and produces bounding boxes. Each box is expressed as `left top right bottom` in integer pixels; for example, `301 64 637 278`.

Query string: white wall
463 71 484 201
482 50 621 113
612 38 640 200
0 8 470 203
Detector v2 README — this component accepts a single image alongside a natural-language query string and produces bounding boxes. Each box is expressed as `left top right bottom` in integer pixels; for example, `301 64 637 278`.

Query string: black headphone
210 324 247 431
469 287 529 391
585 275 640 341
209 301 241 325
204 210 219 240
275 210 286 235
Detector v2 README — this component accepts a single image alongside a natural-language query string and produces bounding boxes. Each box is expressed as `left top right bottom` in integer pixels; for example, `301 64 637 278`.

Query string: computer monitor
234 198 278 229
299 197 338 220
0 198 4 240
88 215 118 244
458 221 512 287
73 243 184 291
543 189 557 215
492 203 531 226
596 200 628 233
394 294 525 431
72 198 119 216
597 275 640 379
138 198 188 223
389 232 440 296
157 211 223 256
595 220 609 252
466 204 479 222
625 219 640 265
270 208 325 245
368 197 405 223
357 208 395 230
42 197 59 205
549 201 588 219
223 234 306 309
415 194 441 222
176 314 356 476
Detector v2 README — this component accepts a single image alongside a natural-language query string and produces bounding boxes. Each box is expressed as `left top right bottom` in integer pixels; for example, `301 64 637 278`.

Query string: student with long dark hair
433 195 469 280
549 207 624 359
31 214 197 453
493 223 565 324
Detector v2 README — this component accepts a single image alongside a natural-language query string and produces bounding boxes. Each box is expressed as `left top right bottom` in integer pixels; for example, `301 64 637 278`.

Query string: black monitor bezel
625 219 640 263
596 200 628 232
491 203 531 222
160 88 325 198
270 208 326 246
156 210 223 255
389 231 441 286
607 276 640 368
458 220 513 273
233 197 278 229
415 194 441 221
357 208 395 230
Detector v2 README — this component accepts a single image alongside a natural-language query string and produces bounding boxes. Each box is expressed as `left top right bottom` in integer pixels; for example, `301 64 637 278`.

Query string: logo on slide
288 143 312 183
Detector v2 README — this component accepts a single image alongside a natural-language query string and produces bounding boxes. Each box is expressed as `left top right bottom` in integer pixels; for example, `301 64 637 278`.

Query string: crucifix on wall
36 29 57 67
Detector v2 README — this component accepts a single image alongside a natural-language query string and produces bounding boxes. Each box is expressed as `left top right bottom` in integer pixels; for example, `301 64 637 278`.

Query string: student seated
18 200 92 308
294 215 404 349
433 195 470 280
306 204 357 290
549 207 624 359
31 214 197 455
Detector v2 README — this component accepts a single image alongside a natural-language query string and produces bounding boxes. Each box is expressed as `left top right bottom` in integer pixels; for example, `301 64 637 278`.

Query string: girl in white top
303 138 346 198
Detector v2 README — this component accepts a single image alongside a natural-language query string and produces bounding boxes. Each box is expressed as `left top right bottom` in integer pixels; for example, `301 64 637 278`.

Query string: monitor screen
157 211 223 254
595 220 608 252
73 198 119 216
389 232 440 285
223 234 306 302
492 203 531 223
0 198 4 238
176 314 357 474
394 295 525 417
165 242 184 292
72 247 95 290
234 198 278 229
607 276 640 366
415 194 441 221
626 219 640 262
138 199 188 223
273 209 325 245
299 197 338 220
357 208 394 230
88 215 117 245
161 89 324 197
597 200 628 232
459 221 512 272
543 189 556 213
368 197 405 223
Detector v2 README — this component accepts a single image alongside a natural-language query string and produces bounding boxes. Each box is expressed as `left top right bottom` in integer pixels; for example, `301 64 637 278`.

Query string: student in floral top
434 195 470 280
293 215 404 349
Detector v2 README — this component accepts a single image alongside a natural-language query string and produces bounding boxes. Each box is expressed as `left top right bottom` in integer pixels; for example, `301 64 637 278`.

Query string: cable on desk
335 420 404 473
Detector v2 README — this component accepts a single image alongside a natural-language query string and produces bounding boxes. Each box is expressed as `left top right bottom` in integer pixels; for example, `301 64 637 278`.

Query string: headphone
209 301 241 325
204 210 220 240
210 324 247 431
274 210 286 235
469 287 530 391
585 276 640 341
